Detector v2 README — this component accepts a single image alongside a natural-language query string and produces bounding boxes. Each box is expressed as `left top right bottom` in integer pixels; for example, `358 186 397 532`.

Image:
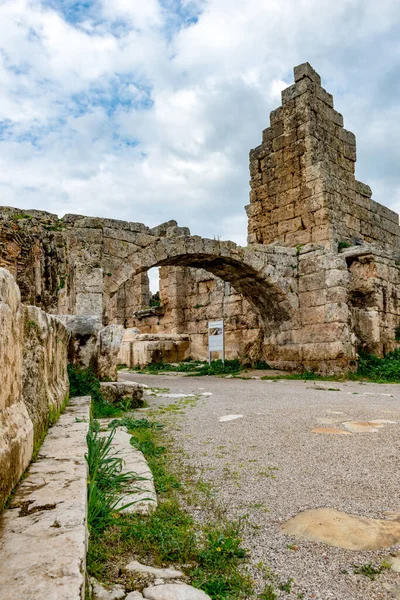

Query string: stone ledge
0 396 90 600
99 424 157 515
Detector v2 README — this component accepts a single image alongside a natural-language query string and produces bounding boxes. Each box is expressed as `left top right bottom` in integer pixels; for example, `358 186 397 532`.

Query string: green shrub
357 349 400 382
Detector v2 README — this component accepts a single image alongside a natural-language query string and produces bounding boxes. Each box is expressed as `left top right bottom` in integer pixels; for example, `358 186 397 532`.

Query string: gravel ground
120 372 400 600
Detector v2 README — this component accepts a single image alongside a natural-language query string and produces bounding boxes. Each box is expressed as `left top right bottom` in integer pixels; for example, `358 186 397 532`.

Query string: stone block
278 217 302 235
325 269 350 288
0 268 33 507
299 271 326 292
0 396 90 600
75 291 103 318
100 382 144 408
23 306 70 444
294 62 321 85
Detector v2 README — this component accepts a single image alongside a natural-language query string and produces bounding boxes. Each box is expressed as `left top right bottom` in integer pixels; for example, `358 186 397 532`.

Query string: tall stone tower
246 62 400 250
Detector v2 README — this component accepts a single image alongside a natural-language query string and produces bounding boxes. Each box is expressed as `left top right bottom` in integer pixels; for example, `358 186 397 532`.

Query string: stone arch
107 235 294 333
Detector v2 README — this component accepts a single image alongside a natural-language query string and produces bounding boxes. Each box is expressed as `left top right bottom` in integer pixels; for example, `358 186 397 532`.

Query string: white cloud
0 0 400 241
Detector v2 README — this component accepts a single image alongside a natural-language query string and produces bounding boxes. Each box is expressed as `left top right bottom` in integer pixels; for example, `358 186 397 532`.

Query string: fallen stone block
142 584 211 600
100 381 145 408
125 560 183 579
89 577 125 600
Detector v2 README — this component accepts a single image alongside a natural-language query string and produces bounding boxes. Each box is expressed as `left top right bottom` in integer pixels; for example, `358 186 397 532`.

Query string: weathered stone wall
23 305 70 444
0 268 70 507
0 208 70 313
130 266 263 361
56 315 124 380
0 268 33 507
247 62 400 251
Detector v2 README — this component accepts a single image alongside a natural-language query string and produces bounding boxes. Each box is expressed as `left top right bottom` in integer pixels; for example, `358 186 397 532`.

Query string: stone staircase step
0 396 91 600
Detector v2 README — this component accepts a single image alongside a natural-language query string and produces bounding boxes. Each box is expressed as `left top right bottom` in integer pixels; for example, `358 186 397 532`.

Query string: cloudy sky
1 0 400 249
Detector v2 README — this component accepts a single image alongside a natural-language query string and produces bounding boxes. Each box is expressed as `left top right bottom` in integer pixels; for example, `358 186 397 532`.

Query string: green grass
87 413 253 598
134 359 245 376
86 423 147 532
338 240 352 250
352 561 390 581
68 365 128 418
259 584 277 599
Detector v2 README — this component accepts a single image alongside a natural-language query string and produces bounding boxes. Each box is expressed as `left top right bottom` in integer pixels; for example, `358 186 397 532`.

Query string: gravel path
120 372 400 600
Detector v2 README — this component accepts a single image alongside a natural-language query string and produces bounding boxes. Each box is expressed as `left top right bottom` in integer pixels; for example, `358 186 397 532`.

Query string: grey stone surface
90 577 125 600
0 396 90 600
125 560 183 579
56 314 101 371
121 372 400 600
143 584 211 600
97 324 124 380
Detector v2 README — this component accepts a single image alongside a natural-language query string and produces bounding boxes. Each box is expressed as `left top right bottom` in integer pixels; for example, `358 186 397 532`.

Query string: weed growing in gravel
278 578 294 592
107 417 163 430
87 405 253 599
259 584 277 600
352 561 390 580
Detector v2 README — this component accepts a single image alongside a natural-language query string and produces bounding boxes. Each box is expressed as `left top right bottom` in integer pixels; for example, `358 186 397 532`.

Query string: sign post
208 319 224 365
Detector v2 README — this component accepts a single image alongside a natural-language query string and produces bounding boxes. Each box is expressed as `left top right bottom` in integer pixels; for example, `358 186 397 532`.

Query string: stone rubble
142 584 212 600
90 577 126 600
125 561 184 579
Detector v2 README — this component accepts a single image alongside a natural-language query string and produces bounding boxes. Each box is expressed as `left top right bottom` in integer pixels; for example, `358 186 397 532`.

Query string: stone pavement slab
0 396 90 600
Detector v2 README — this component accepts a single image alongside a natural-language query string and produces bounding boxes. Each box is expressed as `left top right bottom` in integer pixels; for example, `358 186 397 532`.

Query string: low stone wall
0 268 70 508
119 332 190 368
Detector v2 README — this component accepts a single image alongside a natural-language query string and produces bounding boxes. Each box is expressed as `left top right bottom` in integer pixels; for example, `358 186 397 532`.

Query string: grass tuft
86 422 146 532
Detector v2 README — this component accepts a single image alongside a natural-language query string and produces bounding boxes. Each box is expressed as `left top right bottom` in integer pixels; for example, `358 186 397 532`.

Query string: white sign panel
208 320 224 363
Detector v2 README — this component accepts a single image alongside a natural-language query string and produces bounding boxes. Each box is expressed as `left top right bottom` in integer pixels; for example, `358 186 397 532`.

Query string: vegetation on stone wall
259 351 400 383
67 365 128 418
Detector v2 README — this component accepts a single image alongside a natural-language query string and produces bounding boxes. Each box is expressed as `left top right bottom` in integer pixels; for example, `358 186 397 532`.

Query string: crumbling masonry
1 62 400 373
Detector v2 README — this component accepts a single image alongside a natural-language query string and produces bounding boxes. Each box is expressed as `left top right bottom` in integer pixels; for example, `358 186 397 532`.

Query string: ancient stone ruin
1 61 400 600
1 62 400 376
